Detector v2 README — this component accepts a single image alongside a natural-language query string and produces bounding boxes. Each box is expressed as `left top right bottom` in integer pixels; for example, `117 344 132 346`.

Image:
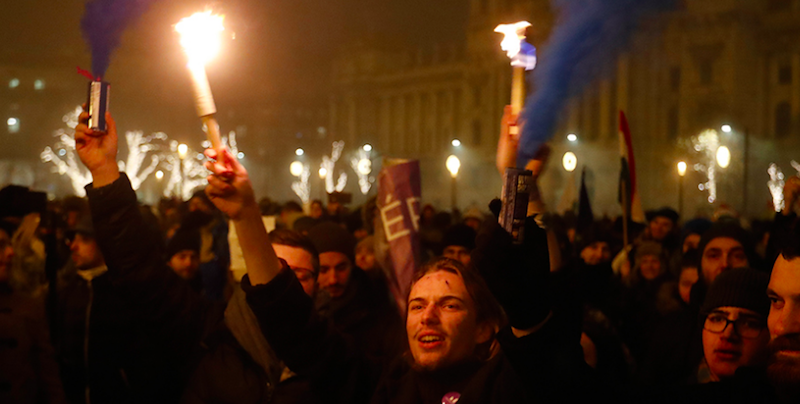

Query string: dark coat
85 174 223 403
0 283 65 404
242 267 593 404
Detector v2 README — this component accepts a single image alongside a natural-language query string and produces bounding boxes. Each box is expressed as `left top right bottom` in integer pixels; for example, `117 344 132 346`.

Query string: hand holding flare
176 11 225 149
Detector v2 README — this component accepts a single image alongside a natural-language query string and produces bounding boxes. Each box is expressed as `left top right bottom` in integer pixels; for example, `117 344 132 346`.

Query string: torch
176 11 225 149
494 22 537 128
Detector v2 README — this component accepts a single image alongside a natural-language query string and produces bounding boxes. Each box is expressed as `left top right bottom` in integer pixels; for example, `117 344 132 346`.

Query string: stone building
328 0 800 219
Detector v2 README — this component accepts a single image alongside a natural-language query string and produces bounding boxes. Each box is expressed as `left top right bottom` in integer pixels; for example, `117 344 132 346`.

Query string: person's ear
475 321 494 345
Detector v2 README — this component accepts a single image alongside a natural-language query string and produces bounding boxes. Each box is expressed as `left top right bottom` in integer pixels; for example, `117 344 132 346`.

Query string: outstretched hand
74 107 119 187
495 105 550 177
203 147 257 220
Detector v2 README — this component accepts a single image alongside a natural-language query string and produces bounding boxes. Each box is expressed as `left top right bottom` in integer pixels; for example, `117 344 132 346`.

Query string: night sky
0 0 469 101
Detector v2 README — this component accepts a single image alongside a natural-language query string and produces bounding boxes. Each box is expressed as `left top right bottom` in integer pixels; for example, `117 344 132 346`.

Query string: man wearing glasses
698 267 771 383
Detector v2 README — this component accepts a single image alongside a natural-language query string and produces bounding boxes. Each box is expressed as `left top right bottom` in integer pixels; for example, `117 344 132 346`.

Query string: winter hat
697 222 755 266
648 207 679 224
682 218 712 240
307 221 356 262
442 224 477 251
166 228 201 258
71 212 95 238
292 216 319 235
636 241 663 260
699 267 769 319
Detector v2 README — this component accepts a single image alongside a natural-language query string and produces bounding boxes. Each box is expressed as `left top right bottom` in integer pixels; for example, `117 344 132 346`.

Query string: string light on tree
320 141 347 194
350 148 373 195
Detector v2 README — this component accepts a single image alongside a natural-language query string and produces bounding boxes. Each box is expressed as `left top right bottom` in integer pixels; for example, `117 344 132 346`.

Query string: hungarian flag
618 111 646 223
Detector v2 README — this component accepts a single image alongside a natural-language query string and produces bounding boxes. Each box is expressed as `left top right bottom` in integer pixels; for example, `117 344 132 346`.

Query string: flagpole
621 180 629 248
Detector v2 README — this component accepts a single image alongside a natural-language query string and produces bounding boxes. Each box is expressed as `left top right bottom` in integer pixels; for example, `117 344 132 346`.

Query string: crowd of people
1 107 799 404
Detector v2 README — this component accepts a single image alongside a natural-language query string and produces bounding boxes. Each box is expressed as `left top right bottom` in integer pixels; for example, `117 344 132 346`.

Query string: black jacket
86 174 223 403
242 265 593 404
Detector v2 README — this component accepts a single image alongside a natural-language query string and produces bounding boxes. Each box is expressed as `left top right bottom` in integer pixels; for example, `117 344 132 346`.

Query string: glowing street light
567 133 577 142
290 161 304 177
446 155 461 178
721 124 732 133
562 152 577 172
446 155 461 210
716 146 731 168
451 139 461 147
295 148 304 156
155 170 164 181
318 167 327 178
363 144 372 152
677 161 687 177
677 161 687 216
177 143 189 159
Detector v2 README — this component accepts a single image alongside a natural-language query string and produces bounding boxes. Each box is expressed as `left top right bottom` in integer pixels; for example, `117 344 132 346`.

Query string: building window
472 120 482 146
668 106 679 139
670 67 681 92
775 102 791 139
779 64 792 85
768 0 792 11
699 61 713 86
7 117 19 133
34 79 45 90
8 78 19 89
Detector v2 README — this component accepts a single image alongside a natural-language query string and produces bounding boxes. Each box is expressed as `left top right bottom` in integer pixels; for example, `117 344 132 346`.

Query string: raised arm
202 147 282 285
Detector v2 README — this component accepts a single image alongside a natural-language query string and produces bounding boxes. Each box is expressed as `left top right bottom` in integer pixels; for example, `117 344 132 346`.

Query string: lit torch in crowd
176 11 225 149
494 22 537 126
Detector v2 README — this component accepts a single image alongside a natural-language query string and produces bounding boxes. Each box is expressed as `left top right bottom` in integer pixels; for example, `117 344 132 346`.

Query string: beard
767 334 800 390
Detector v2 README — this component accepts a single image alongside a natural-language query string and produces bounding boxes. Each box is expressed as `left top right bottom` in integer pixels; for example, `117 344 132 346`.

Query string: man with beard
766 250 800 401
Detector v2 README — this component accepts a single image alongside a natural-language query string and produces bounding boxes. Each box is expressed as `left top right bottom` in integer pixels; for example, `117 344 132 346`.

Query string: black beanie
167 228 201 258
697 222 755 268
442 224 477 251
307 221 356 262
700 267 769 319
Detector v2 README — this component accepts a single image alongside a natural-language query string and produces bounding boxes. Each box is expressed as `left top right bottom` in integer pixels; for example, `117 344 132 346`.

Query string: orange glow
175 11 225 66
494 21 531 59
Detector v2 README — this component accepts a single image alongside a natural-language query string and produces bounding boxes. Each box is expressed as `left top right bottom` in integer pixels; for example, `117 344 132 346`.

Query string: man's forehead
410 270 469 299
319 251 350 266
710 306 762 319
704 237 743 252
770 255 800 297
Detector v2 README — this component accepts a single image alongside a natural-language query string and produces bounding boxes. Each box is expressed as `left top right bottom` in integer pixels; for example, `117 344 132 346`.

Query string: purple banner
376 159 421 315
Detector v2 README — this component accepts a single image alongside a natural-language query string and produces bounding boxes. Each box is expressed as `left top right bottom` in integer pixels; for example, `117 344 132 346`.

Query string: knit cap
697 222 754 264
167 228 201 258
307 221 356 262
699 267 769 318
442 224 477 251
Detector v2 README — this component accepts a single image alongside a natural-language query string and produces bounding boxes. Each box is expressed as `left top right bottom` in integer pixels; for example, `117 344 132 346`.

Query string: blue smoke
81 0 157 79
517 0 677 166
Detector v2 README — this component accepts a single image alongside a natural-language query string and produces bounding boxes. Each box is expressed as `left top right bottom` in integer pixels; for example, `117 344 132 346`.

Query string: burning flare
175 11 225 67
494 21 536 70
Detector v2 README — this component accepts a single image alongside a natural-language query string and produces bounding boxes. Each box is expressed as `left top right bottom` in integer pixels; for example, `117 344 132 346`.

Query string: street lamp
295 148 304 156
567 133 577 142
721 124 732 133
290 161 304 177
446 155 461 211
716 146 730 168
177 143 188 199
451 139 461 147
318 167 327 179
677 161 687 216
362 144 372 152
562 152 577 172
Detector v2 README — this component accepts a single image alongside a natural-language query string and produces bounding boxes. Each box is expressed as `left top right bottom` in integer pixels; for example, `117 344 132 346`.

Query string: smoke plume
81 0 157 79
517 0 677 166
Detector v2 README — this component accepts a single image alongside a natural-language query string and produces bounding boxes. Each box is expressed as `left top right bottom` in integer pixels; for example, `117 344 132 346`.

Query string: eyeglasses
703 312 765 339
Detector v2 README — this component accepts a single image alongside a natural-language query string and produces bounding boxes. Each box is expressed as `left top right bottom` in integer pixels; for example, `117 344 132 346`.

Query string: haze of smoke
517 0 677 166
81 0 157 79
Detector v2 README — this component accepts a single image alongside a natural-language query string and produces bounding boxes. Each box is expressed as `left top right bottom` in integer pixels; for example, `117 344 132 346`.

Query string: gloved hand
472 214 550 330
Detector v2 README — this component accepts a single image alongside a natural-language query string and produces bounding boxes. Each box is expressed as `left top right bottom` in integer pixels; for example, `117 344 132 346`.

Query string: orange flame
175 11 225 67
494 21 531 59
